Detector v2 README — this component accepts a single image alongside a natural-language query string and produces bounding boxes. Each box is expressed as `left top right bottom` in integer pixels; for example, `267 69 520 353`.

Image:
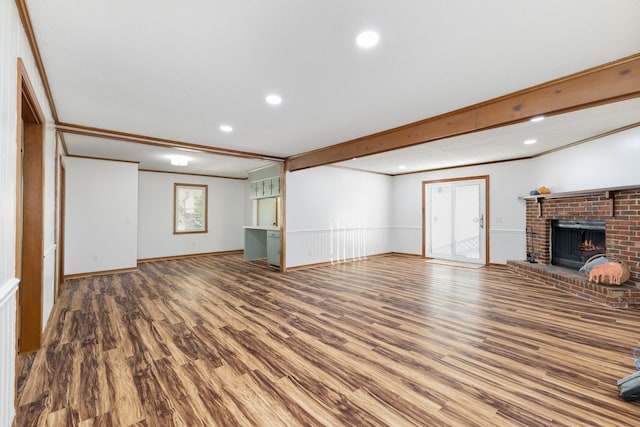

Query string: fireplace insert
551 219 606 270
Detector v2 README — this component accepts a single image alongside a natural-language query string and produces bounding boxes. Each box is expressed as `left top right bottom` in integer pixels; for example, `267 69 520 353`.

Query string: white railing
286 227 392 268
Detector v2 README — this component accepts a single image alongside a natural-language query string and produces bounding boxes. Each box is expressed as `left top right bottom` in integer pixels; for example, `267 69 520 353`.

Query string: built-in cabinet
267 230 281 266
250 176 280 199
244 226 280 266
245 162 282 268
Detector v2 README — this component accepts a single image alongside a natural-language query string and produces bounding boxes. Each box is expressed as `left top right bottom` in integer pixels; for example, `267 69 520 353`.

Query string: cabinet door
250 177 280 199
271 177 280 196
249 181 259 199
250 180 268 199
267 231 280 266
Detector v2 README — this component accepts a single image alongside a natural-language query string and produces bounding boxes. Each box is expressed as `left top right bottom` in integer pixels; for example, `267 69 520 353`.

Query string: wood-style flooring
15 254 640 426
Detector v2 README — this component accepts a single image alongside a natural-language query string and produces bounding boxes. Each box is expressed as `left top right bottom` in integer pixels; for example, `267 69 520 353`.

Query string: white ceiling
336 98 640 174
63 134 278 179
26 0 640 177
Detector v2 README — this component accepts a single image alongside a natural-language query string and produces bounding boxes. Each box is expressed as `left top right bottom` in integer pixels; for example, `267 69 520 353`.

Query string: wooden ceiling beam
57 122 285 161
286 53 640 172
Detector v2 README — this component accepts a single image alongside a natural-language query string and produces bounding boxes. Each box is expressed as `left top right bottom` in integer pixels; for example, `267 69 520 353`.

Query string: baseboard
389 252 423 258
137 249 243 264
63 266 138 281
285 252 395 271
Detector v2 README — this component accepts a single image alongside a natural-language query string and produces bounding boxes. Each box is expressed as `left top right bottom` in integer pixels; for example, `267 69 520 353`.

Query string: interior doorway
423 176 489 264
58 159 66 292
16 59 45 353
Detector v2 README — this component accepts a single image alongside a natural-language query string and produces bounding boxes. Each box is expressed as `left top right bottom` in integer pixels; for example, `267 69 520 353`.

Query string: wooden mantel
519 184 640 201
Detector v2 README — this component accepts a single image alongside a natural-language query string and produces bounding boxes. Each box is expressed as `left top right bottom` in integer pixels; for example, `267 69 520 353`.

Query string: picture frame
174 183 208 234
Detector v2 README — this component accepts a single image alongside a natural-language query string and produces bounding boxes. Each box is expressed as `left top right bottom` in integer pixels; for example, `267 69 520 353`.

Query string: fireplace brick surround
507 187 640 308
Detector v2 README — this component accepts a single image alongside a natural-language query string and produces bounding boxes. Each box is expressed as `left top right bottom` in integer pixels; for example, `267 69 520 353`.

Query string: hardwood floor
15 254 640 426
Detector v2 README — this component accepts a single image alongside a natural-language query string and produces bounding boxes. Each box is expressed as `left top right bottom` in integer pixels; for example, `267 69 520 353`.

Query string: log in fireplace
551 219 605 270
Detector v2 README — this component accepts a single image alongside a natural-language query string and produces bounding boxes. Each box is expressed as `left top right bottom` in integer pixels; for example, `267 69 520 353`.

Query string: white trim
0 278 20 308
44 243 57 258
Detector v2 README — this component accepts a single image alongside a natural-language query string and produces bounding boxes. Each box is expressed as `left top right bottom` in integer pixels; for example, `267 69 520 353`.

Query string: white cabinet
249 181 260 199
249 176 280 199
267 230 280 266
244 227 280 267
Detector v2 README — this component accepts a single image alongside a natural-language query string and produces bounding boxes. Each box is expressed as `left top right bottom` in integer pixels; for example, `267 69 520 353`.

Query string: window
174 183 207 234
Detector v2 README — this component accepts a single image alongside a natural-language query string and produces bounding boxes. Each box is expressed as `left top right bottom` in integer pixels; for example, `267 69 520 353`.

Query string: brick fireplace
508 186 640 308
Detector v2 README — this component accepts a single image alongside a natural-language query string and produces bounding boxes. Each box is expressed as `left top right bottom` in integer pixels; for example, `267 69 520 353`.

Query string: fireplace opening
551 219 606 270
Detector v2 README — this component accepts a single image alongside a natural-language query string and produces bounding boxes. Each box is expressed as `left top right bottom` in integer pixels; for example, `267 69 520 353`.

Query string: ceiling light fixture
266 94 282 105
398 165 407 170
220 125 233 132
530 116 545 122
524 139 537 145
356 30 380 49
169 155 189 166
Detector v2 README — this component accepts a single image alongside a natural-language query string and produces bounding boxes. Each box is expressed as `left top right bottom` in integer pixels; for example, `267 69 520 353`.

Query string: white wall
0 0 57 424
138 171 245 259
391 159 533 263
65 157 138 275
532 126 640 192
286 166 393 267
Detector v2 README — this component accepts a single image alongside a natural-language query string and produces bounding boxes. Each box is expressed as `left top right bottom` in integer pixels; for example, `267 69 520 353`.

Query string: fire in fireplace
551 219 606 270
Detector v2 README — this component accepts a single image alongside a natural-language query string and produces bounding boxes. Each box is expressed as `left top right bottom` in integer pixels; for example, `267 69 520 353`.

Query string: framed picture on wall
174 183 208 234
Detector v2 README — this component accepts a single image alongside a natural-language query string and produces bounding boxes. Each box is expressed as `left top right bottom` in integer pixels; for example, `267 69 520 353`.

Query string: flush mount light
356 30 380 48
266 94 282 105
398 165 407 170
530 116 545 123
169 155 189 166
220 125 233 132
524 139 537 145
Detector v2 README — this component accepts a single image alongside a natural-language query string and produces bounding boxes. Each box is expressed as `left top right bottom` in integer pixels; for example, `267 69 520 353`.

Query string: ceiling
25 0 640 177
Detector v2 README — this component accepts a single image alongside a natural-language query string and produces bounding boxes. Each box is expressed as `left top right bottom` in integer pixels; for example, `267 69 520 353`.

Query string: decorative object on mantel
537 186 551 194
583 254 630 285
528 186 551 196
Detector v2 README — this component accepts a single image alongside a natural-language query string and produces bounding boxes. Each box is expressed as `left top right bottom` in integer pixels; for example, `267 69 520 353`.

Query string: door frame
15 58 46 354
422 175 490 264
58 155 66 295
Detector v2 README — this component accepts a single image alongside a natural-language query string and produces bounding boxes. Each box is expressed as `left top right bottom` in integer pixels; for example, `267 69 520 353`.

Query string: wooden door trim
16 57 46 354
422 175 490 264
58 149 66 295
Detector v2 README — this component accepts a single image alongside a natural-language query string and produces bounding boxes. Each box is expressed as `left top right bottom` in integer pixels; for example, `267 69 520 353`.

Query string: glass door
424 178 487 264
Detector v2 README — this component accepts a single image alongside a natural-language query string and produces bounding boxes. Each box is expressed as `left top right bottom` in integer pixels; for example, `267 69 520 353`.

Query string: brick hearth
507 260 640 309
508 186 640 308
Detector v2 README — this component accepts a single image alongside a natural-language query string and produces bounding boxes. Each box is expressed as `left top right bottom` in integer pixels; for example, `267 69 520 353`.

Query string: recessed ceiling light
266 94 282 105
530 116 545 122
220 125 233 132
356 30 380 49
524 139 537 145
398 165 407 170
169 155 189 166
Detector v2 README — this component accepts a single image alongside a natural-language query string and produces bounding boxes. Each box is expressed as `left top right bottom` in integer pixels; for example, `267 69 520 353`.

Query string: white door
425 178 487 264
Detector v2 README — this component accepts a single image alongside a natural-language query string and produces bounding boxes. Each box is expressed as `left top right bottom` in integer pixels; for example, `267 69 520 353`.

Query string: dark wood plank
16 254 640 426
